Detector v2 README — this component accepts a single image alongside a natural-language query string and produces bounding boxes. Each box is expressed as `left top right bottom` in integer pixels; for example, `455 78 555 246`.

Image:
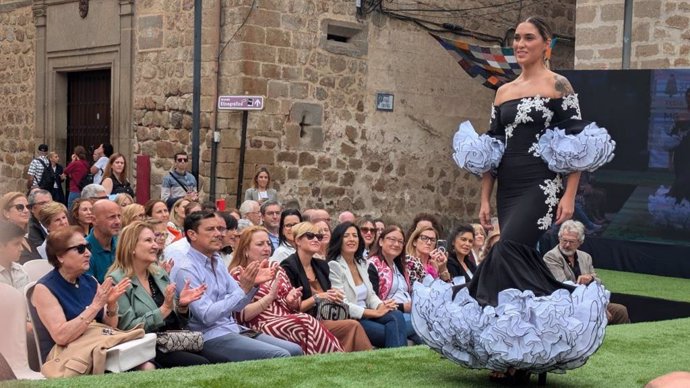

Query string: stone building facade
575 0 690 69
1 0 576 227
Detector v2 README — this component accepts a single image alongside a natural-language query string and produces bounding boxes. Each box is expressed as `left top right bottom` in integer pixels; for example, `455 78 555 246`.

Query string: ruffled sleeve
537 118 616 173
452 105 506 176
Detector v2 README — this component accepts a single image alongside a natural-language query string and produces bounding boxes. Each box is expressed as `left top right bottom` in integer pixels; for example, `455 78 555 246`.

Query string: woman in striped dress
229 226 342 355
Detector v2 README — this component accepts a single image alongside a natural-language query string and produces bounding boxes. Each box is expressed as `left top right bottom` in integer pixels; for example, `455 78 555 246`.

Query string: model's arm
479 172 496 229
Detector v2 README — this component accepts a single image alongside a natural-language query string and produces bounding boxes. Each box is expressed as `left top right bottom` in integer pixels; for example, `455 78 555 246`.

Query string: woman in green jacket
108 221 209 368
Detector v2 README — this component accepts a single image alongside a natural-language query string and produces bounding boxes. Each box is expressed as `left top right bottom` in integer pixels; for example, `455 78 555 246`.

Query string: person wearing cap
26 144 50 191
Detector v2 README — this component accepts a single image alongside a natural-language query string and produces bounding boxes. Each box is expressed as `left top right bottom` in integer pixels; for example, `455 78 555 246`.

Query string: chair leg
538 372 547 386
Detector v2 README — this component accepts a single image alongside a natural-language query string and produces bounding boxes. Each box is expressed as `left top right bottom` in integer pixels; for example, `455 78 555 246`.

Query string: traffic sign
218 95 265 110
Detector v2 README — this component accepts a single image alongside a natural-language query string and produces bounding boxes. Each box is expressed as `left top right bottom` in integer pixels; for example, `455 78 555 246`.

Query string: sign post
218 95 265 207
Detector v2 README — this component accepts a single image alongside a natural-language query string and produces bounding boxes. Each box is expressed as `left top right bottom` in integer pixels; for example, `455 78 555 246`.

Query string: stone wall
0 1 35 194
576 0 690 69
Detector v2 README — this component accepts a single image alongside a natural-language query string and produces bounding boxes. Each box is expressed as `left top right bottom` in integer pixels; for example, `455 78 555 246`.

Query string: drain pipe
622 0 633 69
209 0 222 202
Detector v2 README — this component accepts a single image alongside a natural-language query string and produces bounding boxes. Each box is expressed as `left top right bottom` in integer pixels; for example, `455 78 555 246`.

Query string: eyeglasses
360 227 375 234
10 204 28 212
384 236 404 246
418 235 437 244
559 238 580 245
302 232 324 241
177 158 188 162
66 243 91 254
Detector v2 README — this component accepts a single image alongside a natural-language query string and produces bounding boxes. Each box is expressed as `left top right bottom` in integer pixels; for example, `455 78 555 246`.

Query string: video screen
561 69 690 246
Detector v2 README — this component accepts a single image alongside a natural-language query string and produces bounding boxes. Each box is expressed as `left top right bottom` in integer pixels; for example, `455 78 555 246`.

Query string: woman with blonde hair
405 225 449 285
121 203 146 227
69 198 94 236
113 193 134 207
229 225 342 355
107 221 208 367
36 202 71 260
281 222 372 352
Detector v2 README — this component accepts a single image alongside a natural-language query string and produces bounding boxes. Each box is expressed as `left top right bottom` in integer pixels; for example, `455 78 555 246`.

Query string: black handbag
315 300 349 321
156 330 203 353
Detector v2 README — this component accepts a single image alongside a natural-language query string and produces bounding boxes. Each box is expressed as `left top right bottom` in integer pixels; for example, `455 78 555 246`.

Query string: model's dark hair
327 222 366 264
524 16 552 42
278 208 302 246
447 224 476 261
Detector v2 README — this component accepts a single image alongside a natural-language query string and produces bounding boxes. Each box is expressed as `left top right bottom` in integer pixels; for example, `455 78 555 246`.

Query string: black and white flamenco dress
411 94 616 374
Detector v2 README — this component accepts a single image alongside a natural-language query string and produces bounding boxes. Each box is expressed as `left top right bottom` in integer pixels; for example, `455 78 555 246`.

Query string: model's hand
555 196 575 225
479 201 492 230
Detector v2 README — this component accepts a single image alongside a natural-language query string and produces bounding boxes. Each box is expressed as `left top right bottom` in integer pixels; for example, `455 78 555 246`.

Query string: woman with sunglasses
230 225 342 355
367 225 421 344
107 221 209 368
70 198 95 236
30 226 134 364
328 222 407 348
405 225 450 285
270 209 302 263
1 192 40 263
281 222 373 352
355 216 377 259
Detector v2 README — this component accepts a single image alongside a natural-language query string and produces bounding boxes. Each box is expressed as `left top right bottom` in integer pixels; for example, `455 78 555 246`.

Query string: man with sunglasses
86 200 122 283
161 151 198 201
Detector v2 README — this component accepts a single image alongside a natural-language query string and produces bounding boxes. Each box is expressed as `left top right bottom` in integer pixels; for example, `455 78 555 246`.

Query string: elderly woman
107 221 209 367
281 222 372 352
1 192 39 263
406 225 450 285
270 209 302 263
328 222 407 348
70 198 94 236
367 225 421 344
445 224 477 284
229 225 342 355
101 153 135 197
30 226 132 362
36 202 71 260
244 167 278 204
122 203 146 227
355 216 377 259
113 193 134 207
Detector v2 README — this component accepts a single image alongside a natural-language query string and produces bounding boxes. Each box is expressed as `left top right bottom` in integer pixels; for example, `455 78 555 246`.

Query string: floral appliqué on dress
506 96 554 140
537 175 564 230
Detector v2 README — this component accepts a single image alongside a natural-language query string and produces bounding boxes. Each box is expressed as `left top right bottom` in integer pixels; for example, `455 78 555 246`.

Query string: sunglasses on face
66 242 91 254
177 158 188 162
360 227 375 234
302 232 324 241
10 204 28 212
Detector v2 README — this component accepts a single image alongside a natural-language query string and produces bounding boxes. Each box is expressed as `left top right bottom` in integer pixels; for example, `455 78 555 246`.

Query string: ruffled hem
452 121 505 176
411 277 609 374
537 121 616 173
648 186 690 229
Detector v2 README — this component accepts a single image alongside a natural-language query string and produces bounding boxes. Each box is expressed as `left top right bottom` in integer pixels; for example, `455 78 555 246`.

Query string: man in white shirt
91 143 113 184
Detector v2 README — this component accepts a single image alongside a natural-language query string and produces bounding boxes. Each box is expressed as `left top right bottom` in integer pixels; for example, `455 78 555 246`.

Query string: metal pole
210 131 218 202
236 110 249 208
622 0 633 69
191 0 202 190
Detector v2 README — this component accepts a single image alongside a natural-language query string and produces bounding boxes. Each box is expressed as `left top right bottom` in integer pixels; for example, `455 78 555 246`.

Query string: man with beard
543 220 629 324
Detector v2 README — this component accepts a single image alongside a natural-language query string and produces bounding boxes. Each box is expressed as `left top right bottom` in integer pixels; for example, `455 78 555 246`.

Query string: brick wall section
576 0 690 69
0 4 35 193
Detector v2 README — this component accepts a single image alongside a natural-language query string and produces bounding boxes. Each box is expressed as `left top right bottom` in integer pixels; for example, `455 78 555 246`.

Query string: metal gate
66 69 111 163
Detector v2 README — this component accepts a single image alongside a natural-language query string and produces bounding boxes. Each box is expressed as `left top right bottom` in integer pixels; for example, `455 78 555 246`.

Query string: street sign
218 95 265 110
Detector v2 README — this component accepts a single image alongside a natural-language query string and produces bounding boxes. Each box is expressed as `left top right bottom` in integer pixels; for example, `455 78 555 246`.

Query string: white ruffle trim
648 186 690 229
411 277 609 374
452 121 505 176
537 122 616 173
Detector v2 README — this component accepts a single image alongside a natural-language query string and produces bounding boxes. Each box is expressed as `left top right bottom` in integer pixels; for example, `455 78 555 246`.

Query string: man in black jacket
24 189 53 263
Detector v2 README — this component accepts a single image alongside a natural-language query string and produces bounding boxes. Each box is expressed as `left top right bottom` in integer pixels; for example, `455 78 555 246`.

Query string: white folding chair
24 282 156 373
0 284 44 380
22 260 53 282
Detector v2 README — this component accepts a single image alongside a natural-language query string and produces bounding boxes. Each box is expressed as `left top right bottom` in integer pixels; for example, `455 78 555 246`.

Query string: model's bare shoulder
553 73 575 97
493 83 514 106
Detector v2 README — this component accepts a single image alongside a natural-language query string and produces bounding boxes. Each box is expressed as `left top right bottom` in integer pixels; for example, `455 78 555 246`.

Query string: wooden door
66 69 111 162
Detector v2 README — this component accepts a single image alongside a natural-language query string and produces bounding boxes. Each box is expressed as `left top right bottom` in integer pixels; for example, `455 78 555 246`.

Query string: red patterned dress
231 265 343 354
